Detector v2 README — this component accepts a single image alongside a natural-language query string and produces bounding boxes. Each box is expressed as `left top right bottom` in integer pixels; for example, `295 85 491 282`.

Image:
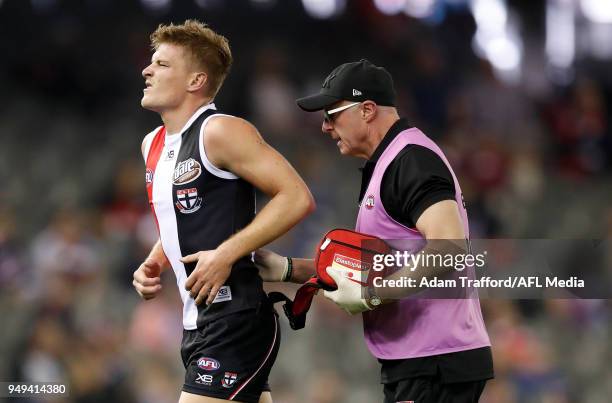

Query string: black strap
268 292 307 330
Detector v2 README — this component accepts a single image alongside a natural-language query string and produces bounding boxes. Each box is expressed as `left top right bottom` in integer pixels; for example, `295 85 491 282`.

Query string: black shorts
181 302 280 402
383 375 488 403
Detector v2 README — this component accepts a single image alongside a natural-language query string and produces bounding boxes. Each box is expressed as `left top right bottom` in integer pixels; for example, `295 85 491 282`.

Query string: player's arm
133 239 172 300
145 239 172 271
182 116 315 305
205 116 315 255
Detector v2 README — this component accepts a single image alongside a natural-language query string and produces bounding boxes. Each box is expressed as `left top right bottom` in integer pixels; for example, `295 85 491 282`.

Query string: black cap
296 59 396 112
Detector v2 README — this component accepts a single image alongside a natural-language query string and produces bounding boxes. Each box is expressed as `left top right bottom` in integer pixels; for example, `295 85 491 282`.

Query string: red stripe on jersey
145 126 166 231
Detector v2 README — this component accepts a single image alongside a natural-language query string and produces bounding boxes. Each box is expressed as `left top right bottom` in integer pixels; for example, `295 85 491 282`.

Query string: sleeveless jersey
142 103 264 330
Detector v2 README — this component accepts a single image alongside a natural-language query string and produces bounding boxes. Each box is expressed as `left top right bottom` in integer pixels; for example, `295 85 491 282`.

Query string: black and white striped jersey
143 103 265 330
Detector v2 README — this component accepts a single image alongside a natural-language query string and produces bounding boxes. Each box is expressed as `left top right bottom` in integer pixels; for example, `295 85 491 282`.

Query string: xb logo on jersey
175 187 202 214
164 149 175 161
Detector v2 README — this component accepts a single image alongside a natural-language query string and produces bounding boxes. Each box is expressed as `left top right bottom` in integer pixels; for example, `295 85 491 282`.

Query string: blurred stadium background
1 0 611 402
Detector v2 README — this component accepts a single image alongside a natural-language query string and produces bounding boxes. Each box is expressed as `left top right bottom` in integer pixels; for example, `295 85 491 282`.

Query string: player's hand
323 266 372 315
181 249 233 306
133 260 163 300
254 249 290 282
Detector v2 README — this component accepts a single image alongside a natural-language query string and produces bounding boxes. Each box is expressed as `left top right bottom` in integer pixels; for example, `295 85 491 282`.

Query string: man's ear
188 71 208 93
361 101 377 123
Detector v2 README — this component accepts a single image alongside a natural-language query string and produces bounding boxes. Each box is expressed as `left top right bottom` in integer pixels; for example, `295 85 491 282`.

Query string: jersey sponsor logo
175 187 203 214
222 372 237 388
197 357 220 371
212 286 232 303
365 194 375 210
195 373 213 386
145 169 153 184
173 158 202 185
352 89 362 96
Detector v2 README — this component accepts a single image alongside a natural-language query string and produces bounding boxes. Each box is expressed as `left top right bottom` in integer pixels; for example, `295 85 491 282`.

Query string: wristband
283 256 293 282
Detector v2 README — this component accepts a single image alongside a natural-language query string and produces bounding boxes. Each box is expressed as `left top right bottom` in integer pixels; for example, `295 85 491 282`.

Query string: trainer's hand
181 250 233 306
254 249 289 282
133 260 163 300
323 266 372 315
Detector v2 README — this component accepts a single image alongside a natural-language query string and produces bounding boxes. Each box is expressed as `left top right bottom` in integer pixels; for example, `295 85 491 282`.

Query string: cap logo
352 89 362 96
322 73 337 89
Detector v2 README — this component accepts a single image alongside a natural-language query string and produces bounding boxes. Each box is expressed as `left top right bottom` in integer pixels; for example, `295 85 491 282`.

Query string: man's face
321 101 367 157
141 43 195 113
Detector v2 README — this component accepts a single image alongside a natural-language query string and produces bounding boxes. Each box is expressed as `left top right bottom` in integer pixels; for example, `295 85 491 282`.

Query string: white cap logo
352 89 362 96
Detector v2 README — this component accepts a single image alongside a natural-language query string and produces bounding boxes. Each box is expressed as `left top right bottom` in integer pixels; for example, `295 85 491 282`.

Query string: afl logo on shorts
365 195 375 210
176 188 203 214
173 158 202 185
145 169 153 184
197 357 220 371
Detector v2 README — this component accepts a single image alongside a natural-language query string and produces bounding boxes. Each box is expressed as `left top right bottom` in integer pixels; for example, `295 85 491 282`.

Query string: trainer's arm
253 250 315 283
288 258 315 283
372 199 467 300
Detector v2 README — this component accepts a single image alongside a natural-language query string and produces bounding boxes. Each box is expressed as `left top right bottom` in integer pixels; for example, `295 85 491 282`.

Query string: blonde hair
150 19 232 98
